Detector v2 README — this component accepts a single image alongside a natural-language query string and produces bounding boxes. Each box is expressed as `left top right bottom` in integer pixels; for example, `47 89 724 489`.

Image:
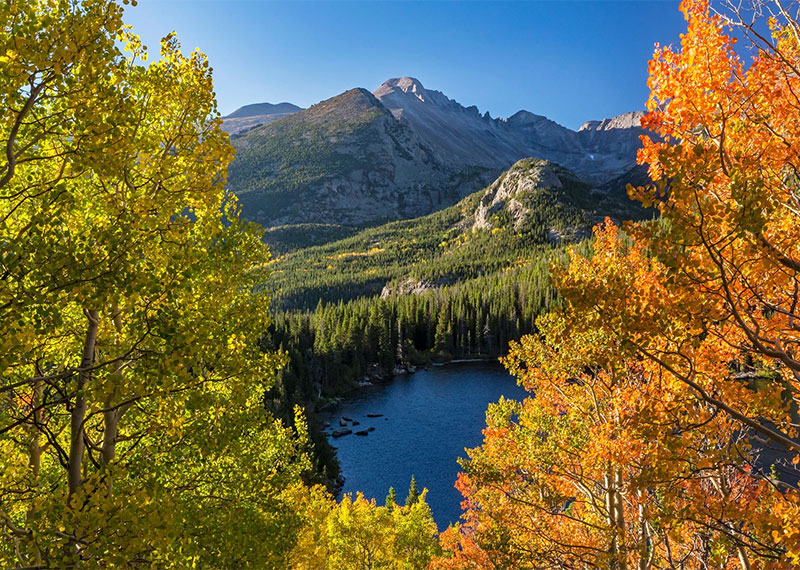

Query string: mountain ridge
373 76 646 184
226 76 651 233
227 87 496 228
226 102 303 119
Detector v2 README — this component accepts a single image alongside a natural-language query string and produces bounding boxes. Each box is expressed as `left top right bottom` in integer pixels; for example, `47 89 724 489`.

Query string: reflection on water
325 361 529 529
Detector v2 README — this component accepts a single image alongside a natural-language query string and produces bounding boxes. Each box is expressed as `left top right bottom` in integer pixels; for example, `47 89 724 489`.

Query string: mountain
222 102 303 134
374 77 647 185
227 88 496 228
226 77 649 231
226 102 303 118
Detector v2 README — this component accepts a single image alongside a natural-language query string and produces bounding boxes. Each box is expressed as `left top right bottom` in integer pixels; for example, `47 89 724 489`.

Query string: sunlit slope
266 158 649 310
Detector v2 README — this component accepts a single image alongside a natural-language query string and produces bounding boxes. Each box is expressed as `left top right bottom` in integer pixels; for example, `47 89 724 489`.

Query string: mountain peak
374 77 426 98
222 102 303 135
505 110 549 125
301 87 386 120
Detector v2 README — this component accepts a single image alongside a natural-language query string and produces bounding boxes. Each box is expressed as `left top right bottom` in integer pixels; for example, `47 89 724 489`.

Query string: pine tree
406 475 420 506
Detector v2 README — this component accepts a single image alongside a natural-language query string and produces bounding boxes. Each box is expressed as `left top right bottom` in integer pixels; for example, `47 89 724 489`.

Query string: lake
324 361 530 529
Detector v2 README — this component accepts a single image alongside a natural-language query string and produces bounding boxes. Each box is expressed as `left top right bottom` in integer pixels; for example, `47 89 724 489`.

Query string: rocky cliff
374 77 647 185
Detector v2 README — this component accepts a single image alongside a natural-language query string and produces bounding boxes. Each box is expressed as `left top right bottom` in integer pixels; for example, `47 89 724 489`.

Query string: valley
242 115 653 492
220 78 657 493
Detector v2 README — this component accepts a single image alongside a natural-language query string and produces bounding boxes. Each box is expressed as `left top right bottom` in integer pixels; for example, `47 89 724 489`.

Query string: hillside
266 158 649 311
227 88 494 228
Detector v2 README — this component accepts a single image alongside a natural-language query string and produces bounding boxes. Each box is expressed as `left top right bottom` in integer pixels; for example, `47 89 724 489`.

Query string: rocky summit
226 77 650 230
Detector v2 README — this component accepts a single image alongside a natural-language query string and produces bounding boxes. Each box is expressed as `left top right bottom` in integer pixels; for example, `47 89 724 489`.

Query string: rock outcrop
471 158 596 241
380 277 455 298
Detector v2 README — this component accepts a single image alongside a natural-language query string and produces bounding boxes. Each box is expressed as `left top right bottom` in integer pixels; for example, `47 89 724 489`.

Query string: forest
2 0 800 569
264 259 558 485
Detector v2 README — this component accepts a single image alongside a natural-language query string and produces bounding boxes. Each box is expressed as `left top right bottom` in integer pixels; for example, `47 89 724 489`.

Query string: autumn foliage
0 1 311 568
437 0 800 568
290 486 440 570
8 0 800 568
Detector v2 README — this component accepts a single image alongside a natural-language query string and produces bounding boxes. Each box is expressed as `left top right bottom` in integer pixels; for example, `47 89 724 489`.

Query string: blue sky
123 1 687 130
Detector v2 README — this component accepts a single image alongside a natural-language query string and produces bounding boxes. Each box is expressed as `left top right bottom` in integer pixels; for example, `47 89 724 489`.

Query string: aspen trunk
636 490 651 570
736 544 752 570
66 310 99 567
101 409 119 465
614 469 628 570
28 380 42 477
605 472 621 570
712 470 751 570
101 304 125 483
68 309 98 498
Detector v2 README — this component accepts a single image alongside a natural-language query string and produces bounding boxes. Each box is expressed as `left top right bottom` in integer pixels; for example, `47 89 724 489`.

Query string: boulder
332 429 353 438
355 430 369 436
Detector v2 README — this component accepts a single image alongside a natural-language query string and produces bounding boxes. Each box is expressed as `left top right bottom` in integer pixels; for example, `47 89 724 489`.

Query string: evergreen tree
406 475 421 506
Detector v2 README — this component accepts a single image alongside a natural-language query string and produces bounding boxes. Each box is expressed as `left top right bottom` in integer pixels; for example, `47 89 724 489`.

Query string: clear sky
123 1 687 130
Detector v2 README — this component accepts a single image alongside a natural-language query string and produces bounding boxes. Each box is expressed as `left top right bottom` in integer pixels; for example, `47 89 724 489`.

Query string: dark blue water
325 361 529 529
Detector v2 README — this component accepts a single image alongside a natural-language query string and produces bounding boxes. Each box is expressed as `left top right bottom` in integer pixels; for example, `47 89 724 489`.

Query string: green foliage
262 258 558 400
264 223 360 254
265 168 587 312
386 487 398 510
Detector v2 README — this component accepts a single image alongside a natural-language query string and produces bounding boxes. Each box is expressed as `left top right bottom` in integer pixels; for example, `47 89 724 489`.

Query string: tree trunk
605 472 619 569
636 490 651 570
605 470 628 570
68 309 98 498
712 470 751 570
66 309 99 567
614 469 628 570
102 303 127 487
